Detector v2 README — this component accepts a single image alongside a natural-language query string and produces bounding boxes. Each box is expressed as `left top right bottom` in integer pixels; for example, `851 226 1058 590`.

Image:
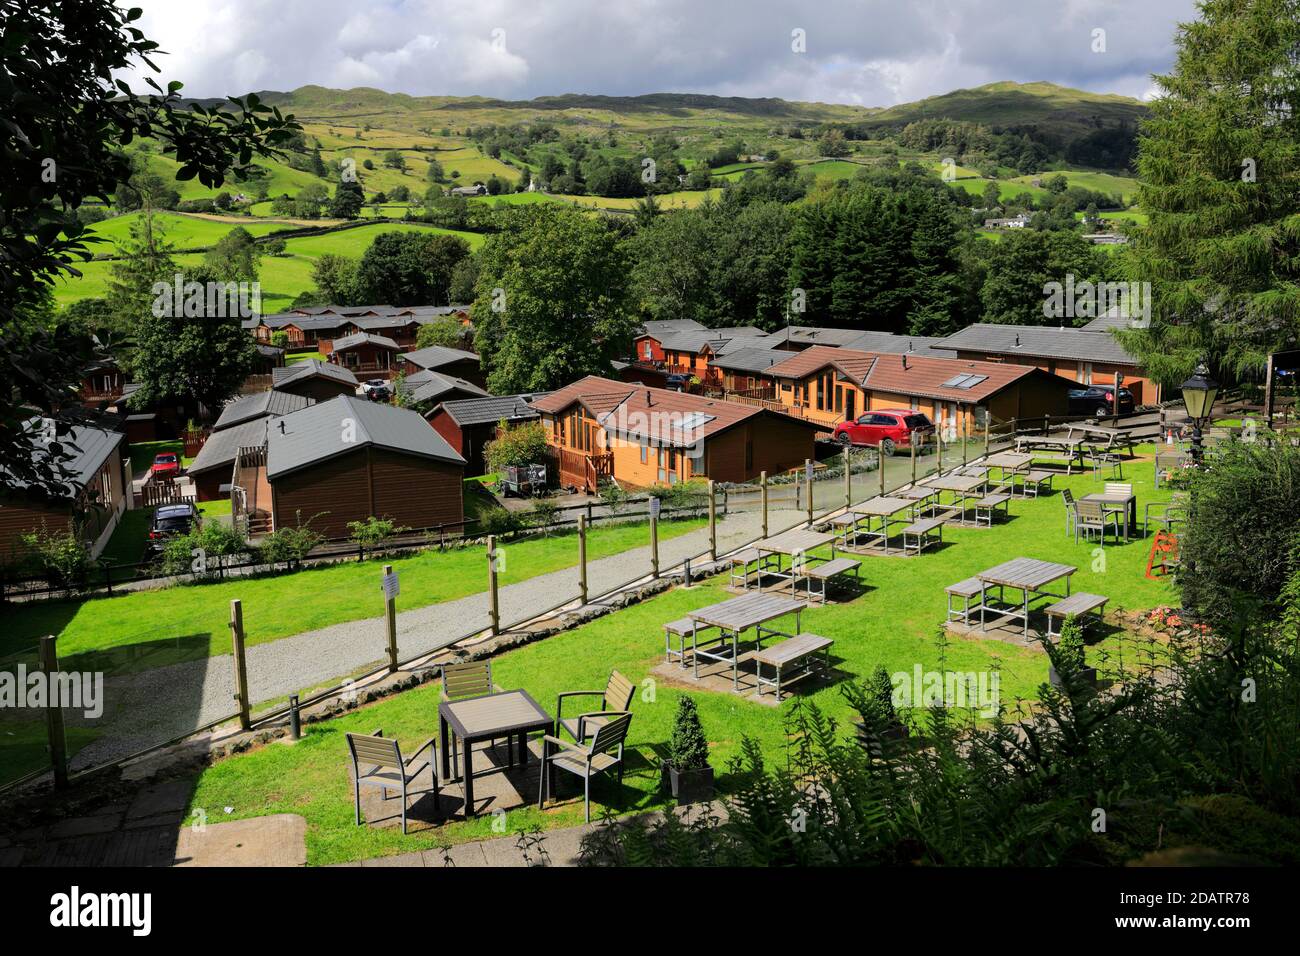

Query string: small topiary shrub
667 696 710 771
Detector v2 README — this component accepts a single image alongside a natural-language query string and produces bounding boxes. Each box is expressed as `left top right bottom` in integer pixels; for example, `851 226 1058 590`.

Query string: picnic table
438 689 553 818
1014 434 1086 473
922 472 986 522
755 527 837 593
982 451 1034 493
1079 489 1137 538
688 592 806 692
977 557 1077 639
832 496 914 554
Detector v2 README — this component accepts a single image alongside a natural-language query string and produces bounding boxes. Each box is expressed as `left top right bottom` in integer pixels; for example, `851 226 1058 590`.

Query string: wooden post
961 415 968 466
229 599 251 731
910 438 917 484
707 481 717 560
383 564 397 673
487 536 500 636
760 471 768 539
577 516 589 603
1113 371 1121 424
879 441 886 496
984 415 990 451
40 635 68 789
842 445 851 509
650 507 660 577
805 458 814 525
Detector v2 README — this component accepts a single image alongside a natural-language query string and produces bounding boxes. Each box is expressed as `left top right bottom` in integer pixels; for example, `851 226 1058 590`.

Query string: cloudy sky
125 0 1201 106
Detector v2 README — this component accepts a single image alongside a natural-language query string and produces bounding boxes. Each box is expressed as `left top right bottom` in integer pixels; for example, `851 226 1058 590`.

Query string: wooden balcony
553 446 614 494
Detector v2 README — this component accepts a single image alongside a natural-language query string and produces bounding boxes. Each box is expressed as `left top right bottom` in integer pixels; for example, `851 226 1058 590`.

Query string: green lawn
4 517 706 675
184 459 1177 864
78 211 290 250
98 508 153 568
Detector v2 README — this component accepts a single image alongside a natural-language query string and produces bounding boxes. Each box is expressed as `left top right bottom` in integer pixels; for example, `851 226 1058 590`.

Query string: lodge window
640 443 648 464
688 442 705 476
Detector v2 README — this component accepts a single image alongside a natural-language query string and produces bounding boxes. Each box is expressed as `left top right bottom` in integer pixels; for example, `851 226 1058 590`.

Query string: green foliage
203 226 260 282
667 696 710 771
357 231 470 307
1055 616 1087 672
17 525 97 588
310 253 363 305
598 481 629 516
472 205 635 392
1122 0 1300 384
414 317 465 350
485 421 549 474
346 516 410 549
159 520 247 576
478 506 525 537
528 498 559 535
976 229 1113 326
256 513 325 567
328 180 365 219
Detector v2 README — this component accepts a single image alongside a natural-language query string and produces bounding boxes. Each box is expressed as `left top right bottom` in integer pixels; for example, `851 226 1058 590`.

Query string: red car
151 452 181 480
833 409 934 455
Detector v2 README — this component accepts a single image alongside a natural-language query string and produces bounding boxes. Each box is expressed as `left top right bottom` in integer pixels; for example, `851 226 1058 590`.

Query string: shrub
18 526 96 589
256 513 325 568
667 696 710 771
598 481 629 516
478 506 524 538
529 498 559 536
347 516 410 550
159 521 247 576
485 421 549 475
1055 616 1087 673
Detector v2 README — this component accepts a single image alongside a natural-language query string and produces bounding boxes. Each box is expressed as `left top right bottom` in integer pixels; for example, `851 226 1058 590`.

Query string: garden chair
1075 498 1120 545
1144 498 1187 537
538 712 633 823
441 660 507 769
346 730 438 835
1104 482 1133 498
1061 487 1079 536
555 669 635 743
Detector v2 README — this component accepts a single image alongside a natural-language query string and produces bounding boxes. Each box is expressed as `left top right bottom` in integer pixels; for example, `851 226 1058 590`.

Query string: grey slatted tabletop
984 451 1033 470
923 473 986 493
689 592 806 631
438 689 552 819
854 495 915 517
757 528 836 555
978 557 1076 591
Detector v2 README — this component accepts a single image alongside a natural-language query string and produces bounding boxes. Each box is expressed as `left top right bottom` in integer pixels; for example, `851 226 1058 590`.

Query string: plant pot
663 762 714 805
1049 665 1098 689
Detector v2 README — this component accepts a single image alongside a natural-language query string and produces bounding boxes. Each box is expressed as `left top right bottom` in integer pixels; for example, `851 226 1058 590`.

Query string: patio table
688 592 806 692
755 527 837 593
982 451 1034 495
439 689 553 818
839 496 915 554
922 473 986 522
896 484 939 518
976 557 1077 639
1014 435 1086 473
1079 490 1137 538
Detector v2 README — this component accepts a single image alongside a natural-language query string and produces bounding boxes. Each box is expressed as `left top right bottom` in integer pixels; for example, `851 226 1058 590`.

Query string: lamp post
1179 361 1220 464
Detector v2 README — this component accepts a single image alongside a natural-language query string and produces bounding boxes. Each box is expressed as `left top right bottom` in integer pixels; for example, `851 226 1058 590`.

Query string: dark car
664 373 688 392
833 409 934 455
146 502 200 555
1068 385 1135 417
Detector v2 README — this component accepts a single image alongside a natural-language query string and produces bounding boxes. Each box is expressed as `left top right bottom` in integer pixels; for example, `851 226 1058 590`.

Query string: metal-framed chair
555 670 635 743
346 730 438 834
1061 487 1078 536
538 712 633 823
1144 499 1187 536
1076 498 1120 545
442 660 507 769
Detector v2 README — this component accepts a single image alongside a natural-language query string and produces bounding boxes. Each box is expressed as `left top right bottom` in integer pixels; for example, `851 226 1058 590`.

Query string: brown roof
764 346 1054 404
531 375 819 447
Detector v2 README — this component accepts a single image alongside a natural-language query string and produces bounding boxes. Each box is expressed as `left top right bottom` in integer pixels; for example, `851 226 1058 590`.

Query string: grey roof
332 331 400 352
266 396 465 480
272 359 359 390
657 327 771 355
838 330 956 357
213 390 313 431
435 393 549 427
638 319 707 337
187 417 268 476
398 369 489 406
709 346 788 374
1079 309 1135 332
246 304 470 331
398 344 480 371
937 323 1138 365
7 419 125 497
780 326 872 347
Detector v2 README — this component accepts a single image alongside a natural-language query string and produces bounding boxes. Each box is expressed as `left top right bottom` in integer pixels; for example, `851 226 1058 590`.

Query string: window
939 373 988 390
688 442 705 475
657 448 667 483
640 443 648 465
643 342 652 359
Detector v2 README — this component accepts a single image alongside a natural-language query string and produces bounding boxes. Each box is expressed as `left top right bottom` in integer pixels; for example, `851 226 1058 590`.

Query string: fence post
879 441 886 496
577 516 589 603
40 635 68 789
707 481 717 560
911 437 917 484
805 459 814 525
842 445 851 509
649 505 660 577
383 563 398 673
229 599 251 731
984 415 990 451
962 416 968 466
487 536 500 636
760 471 768 539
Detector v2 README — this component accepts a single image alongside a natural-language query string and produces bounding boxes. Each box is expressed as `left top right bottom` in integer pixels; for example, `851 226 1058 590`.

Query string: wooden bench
727 548 776 590
945 577 985 625
973 492 1012 527
1020 469 1054 497
752 633 834 699
1044 593 1108 638
664 616 699 667
801 557 861 603
902 516 946 555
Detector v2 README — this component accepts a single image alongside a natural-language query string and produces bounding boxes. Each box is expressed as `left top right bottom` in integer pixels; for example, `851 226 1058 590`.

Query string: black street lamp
1180 361 1220 463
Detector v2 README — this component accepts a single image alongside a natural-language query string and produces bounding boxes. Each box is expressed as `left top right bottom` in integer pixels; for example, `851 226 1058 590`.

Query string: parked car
1068 385 1135 417
362 379 391 401
151 452 181 481
833 410 934 455
146 502 200 555
664 373 688 392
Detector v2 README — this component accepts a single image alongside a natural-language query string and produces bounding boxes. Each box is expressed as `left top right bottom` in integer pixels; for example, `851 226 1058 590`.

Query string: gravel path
71 509 805 770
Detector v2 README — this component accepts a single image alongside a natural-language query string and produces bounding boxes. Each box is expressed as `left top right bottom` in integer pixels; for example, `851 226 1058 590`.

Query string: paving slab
126 778 196 821
48 813 123 839
174 814 306 867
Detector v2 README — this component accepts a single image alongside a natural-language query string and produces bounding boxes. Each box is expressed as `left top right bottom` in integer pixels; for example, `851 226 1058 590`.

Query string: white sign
805 461 814 482
382 572 400 600
649 497 662 519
